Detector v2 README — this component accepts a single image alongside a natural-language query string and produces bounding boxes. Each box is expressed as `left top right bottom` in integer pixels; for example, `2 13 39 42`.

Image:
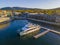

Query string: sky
0 0 60 9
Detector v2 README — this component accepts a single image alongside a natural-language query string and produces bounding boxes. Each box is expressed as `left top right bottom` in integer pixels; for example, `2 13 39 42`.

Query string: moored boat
17 23 41 39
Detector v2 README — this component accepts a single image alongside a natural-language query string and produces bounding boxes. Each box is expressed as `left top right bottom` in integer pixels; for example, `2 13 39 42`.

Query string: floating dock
33 30 50 39
50 30 60 34
33 26 60 39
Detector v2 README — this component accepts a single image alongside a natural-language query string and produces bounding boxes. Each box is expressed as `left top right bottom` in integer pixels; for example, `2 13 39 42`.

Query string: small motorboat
17 23 41 39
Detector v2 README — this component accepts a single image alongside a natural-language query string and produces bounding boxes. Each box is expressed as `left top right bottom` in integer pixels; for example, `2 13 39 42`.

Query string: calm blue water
0 20 60 45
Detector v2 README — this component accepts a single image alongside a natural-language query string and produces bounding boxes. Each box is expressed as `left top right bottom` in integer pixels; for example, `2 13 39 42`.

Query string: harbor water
0 20 60 45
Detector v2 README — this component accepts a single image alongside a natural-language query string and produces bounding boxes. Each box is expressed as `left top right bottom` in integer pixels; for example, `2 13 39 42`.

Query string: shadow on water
0 20 60 45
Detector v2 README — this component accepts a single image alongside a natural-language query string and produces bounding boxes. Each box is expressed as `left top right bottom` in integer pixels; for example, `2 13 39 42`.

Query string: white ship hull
17 23 41 39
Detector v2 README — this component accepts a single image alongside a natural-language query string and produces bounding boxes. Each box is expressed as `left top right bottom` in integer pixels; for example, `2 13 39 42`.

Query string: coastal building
0 10 14 17
0 10 7 17
6 10 14 17
56 10 60 15
27 13 56 22
2 10 7 17
0 10 3 17
0 10 9 17
56 16 60 23
52 14 60 23
29 13 38 15
14 11 21 15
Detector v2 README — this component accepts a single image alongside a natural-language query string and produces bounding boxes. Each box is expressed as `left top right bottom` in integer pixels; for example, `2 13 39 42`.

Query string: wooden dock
33 30 50 39
27 18 60 39
41 27 60 34
27 18 60 26
33 26 60 39
50 30 60 34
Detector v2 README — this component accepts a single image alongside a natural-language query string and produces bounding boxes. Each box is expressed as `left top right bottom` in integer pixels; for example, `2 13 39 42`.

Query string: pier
34 30 50 39
27 18 60 26
21 18 60 39
33 26 60 39
41 27 60 35
0 18 60 45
